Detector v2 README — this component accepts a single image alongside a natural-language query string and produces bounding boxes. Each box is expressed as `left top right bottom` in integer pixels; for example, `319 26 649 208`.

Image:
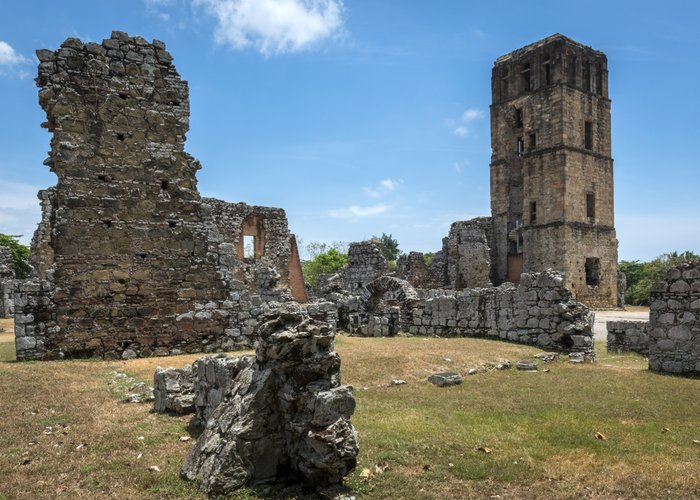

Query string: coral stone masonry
490 34 618 308
15 32 306 360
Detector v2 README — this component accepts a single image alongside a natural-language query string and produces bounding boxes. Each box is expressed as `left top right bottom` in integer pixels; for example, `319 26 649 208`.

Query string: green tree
620 251 699 305
376 233 400 262
0 233 31 279
301 248 348 288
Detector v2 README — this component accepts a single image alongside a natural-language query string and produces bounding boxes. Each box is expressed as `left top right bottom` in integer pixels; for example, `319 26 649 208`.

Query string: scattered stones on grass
427 372 463 387
533 352 560 362
467 368 478 375
107 370 154 403
390 379 407 386
516 361 538 371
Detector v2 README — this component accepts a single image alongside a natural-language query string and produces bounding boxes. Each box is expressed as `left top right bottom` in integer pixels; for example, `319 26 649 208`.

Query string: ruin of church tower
490 34 618 308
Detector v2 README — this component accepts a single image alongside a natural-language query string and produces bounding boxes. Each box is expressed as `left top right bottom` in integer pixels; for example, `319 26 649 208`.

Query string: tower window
516 137 524 157
586 193 596 221
583 62 591 92
521 63 531 92
161 179 169 190
501 68 509 99
584 121 593 150
542 57 551 85
596 62 603 94
515 108 523 128
530 201 537 223
529 133 537 149
568 55 577 85
585 258 601 286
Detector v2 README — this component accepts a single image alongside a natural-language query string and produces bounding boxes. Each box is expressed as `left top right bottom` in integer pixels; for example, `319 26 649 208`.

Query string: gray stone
181 304 358 495
516 361 538 371
427 372 462 387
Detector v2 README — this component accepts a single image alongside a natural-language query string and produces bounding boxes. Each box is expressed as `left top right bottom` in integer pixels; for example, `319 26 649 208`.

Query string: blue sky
0 0 698 261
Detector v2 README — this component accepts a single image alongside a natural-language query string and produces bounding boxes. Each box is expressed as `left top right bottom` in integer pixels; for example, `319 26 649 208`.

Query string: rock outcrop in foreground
181 304 358 496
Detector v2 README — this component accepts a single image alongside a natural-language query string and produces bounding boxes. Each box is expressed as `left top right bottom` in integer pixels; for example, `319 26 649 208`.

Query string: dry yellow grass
0 320 698 499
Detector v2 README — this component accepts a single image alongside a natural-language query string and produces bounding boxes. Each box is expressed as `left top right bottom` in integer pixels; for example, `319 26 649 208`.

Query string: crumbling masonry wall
648 261 700 375
17 32 305 360
397 218 493 290
0 247 16 318
357 271 594 353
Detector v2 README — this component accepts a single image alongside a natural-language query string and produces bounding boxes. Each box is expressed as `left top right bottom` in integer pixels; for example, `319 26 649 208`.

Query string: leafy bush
620 251 699 305
0 233 31 279
301 248 348 288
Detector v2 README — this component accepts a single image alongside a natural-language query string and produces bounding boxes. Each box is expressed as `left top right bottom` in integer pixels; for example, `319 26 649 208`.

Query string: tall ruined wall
648 261 700 375
444 218 494 288
28 32 229 359
339 241 387 294
17 32 301 360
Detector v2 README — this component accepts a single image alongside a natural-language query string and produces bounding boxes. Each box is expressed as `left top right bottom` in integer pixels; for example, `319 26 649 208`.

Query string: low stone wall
347 307 400 337
648 261 700 375
357 270 594 352
606 320 650 354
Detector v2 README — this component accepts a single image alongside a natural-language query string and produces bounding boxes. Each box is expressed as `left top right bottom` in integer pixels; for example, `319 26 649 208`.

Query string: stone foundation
606 320 650 354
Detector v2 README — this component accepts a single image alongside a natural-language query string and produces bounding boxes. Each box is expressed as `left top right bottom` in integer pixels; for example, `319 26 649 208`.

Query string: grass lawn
0 319 698 499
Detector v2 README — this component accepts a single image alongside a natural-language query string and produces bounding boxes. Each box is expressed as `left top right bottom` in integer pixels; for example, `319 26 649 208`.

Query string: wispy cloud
363 178 402 198
449 107 485 138
0 41 31 78
193 0 345 56
328 204 390 219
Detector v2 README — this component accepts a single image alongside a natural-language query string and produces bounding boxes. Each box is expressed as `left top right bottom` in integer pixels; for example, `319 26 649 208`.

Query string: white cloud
363 178 402 198
461 108 485 121
0 41 30 75
194 0 345 56
328 204 390 219
450 107 484 138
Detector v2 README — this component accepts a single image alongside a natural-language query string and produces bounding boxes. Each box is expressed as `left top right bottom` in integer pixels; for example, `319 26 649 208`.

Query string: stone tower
490 34 618 308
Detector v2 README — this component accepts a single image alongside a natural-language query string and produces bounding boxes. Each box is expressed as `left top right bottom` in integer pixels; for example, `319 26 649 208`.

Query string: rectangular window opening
584 121 593 150
521 63 531 92
595 62 603 94
586 193 596 221
515 108 523 128
529 133 536 150
568 56 577 85
583 62 591 92
161 179 169 190
585 257 601 287
530 201 537 223
516 137 524 157
243 235 255 259
543 58 551 85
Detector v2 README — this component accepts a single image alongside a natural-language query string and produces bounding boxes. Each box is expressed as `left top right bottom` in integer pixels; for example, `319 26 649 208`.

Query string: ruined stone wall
202 198 306 302
0 247 16 318
606 320 649 355
406 270 593 352
339 241 387 294
648 261 700 375
444 218 494 288
355 271 593 351
17 32 305 360
396 251 444 289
